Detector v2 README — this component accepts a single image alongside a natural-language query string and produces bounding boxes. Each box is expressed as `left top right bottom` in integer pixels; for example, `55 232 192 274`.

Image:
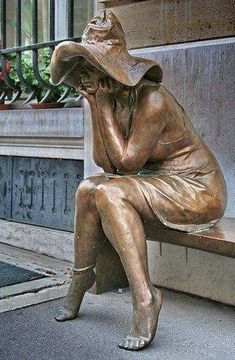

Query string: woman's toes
124 339 129 349
118 336 148 351
55 308 76 322
118 338 129 349
139 338 146 348
55 313 65 321
118 339 124 349
129 339 135 349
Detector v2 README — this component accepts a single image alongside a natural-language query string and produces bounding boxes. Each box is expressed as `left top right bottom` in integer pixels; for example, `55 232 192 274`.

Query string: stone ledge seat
145 217 235 259
92 217 235 294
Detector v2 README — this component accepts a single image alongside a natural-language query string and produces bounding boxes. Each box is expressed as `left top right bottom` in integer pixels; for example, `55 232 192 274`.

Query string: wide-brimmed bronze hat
50 10 162 88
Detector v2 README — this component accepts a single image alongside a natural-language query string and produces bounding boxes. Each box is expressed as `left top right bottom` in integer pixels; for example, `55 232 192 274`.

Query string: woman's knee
75 177 97 207
95 180 155 221
95 183 124 211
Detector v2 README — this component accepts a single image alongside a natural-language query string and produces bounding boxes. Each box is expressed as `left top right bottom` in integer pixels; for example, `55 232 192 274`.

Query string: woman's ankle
133 288 155 310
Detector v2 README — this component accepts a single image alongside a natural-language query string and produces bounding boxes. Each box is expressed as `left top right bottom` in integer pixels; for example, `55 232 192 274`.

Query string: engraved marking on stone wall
41 172 45 213
52 172 57 214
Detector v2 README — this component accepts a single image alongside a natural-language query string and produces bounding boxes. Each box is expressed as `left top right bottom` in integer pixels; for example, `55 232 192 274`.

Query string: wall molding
131 36 235 55
0 107 84 160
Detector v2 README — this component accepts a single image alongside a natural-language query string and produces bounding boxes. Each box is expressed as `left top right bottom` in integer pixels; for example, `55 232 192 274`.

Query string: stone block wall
99 0 235 49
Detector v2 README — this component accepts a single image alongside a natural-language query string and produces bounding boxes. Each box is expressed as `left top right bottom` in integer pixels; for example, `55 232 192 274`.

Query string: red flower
0 71 4 81
6 60 11 73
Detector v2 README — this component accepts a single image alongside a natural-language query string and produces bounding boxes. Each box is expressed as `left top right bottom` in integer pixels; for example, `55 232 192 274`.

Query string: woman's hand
96 77 119 103
77 84 96 105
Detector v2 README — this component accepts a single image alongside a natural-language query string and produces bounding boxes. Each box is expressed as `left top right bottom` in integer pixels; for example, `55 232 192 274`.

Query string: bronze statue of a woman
50 10 227 351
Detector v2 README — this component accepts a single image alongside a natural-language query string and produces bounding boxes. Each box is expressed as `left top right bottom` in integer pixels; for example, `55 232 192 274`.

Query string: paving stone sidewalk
0 288 234 360
0 243 71 313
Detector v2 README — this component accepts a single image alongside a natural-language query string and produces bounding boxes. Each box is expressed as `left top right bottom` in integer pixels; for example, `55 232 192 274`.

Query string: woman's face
79 58 105 94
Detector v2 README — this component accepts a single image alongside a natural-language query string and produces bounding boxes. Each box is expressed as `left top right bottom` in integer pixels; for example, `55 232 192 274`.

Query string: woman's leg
73 175 109 268
56 174 108 321
95 178 163 351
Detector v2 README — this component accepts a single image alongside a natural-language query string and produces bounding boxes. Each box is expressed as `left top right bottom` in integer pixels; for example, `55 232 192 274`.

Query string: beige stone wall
99 0 235 49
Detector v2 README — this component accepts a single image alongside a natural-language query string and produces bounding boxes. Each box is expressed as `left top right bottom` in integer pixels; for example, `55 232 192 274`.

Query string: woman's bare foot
55 270 96 322
118 287 163 351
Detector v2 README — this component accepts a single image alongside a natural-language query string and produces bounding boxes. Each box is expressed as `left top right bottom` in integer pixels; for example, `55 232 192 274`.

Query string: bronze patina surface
50 10 227 351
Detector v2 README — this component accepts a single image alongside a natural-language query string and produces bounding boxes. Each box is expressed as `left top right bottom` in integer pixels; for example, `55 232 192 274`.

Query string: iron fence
0 0 82 105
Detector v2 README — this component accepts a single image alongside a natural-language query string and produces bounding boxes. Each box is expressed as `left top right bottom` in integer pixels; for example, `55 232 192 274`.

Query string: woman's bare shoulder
138 81 165 111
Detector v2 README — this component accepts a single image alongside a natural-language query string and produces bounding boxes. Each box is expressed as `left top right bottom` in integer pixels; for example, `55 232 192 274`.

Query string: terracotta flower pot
0 103 11 110
30 102 64 109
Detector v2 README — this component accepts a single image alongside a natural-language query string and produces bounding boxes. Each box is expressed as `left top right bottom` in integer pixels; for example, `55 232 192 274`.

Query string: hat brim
50 41 163 88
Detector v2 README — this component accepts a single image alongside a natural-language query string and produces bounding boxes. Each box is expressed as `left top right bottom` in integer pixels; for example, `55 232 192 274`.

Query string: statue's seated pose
50 10 227 351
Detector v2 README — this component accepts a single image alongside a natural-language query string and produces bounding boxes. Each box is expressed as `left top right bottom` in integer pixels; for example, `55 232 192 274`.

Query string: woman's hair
111 78 138 114
129 85 138 113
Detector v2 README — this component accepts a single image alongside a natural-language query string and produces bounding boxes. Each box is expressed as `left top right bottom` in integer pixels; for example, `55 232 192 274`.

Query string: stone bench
91 217 235 294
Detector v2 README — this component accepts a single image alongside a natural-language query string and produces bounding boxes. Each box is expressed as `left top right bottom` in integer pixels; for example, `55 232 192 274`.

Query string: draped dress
93 83 227 232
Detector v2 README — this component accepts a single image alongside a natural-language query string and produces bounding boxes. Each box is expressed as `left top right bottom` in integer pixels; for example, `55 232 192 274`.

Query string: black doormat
0 261 46 287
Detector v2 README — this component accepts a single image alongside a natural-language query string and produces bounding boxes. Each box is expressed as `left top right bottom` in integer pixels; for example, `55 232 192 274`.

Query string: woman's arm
89 101 116 173
78 85 116 173
96 80 166 173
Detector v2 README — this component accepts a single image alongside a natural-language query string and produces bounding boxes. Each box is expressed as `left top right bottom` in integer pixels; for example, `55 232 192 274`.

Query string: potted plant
0 52 37 109
27 49 78 108
1 49 77 109
29 48 64 109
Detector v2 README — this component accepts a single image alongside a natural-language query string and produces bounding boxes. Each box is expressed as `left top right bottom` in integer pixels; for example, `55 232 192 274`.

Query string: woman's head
78 58 106 94
77 57 127 95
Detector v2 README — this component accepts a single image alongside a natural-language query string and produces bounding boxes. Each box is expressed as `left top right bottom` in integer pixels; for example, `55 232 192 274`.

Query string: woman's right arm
89 101 116 173
77 84 116 173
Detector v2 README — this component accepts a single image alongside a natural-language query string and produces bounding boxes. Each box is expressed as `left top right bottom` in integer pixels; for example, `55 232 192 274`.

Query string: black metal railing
0 0 82 105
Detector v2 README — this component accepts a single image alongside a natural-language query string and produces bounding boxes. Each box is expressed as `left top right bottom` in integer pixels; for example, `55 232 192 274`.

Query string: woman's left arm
96 80 166 172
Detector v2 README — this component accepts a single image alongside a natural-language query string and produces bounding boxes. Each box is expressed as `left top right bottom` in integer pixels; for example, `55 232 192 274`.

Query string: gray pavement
0 288 234 360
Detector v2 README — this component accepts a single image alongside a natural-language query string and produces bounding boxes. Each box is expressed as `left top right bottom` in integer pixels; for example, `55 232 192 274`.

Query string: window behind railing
0 0 94 105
